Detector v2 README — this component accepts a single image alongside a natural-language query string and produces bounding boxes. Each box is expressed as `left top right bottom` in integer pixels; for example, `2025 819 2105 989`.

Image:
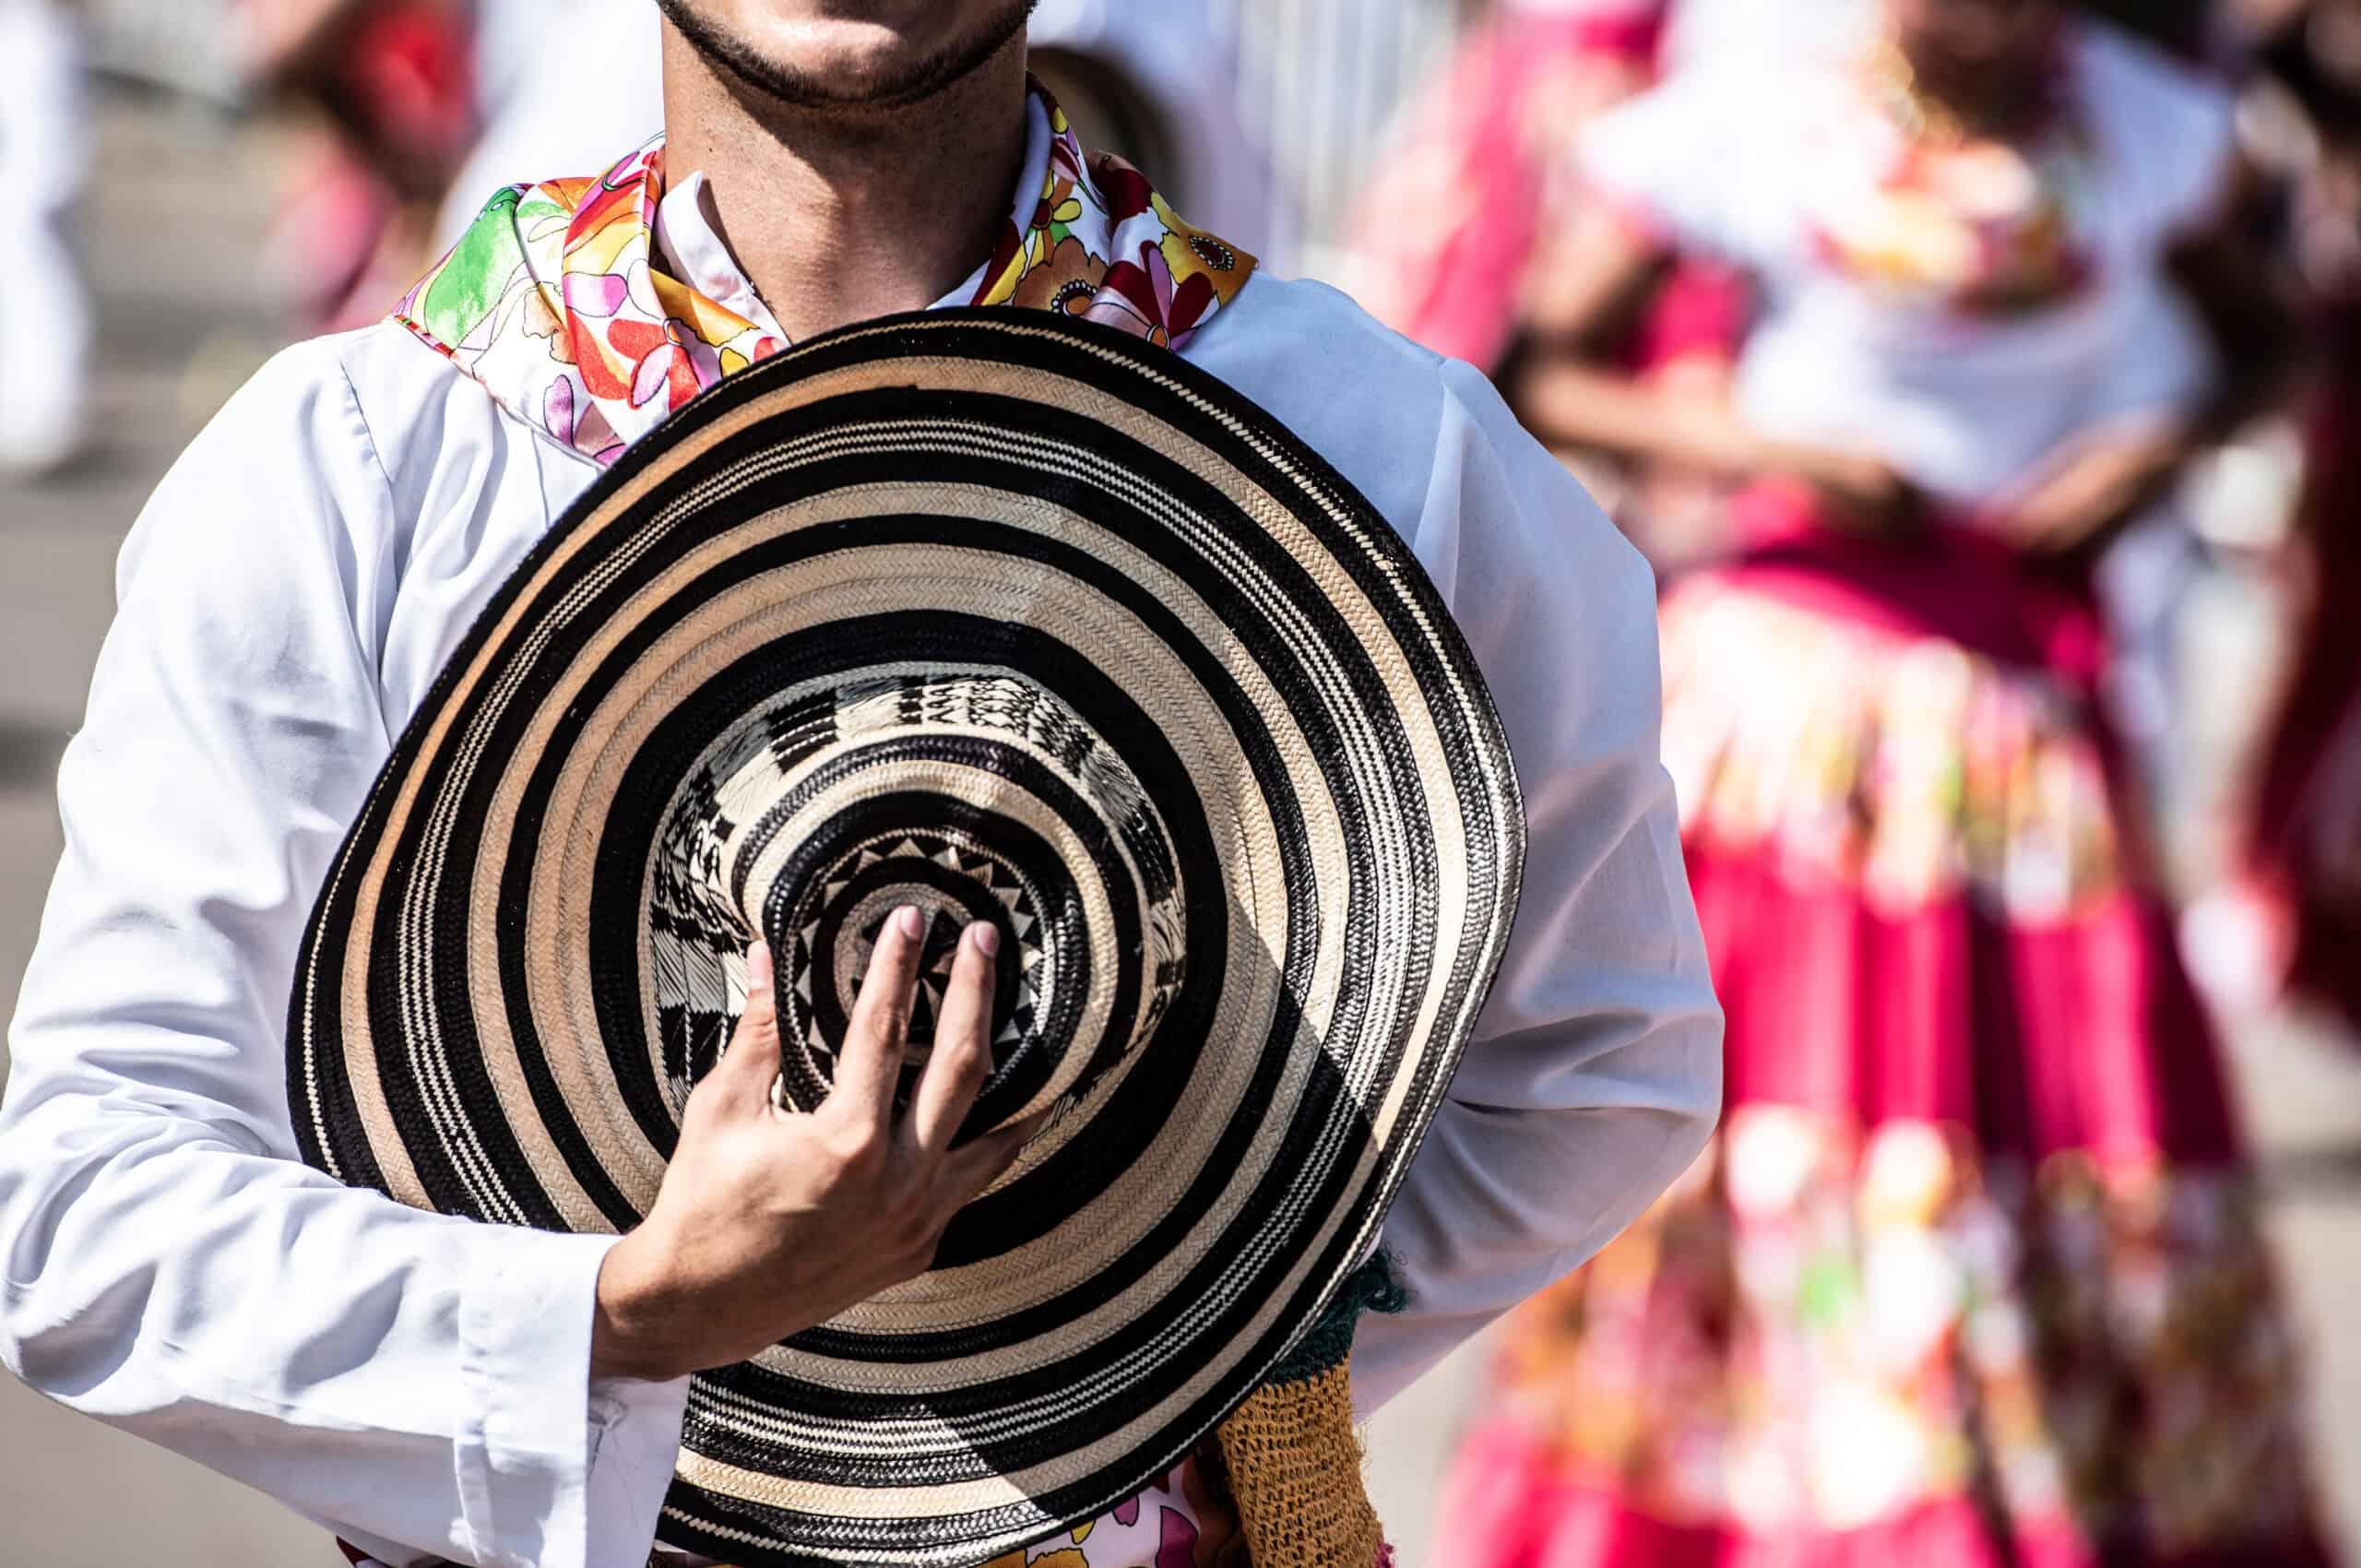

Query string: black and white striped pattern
287 313 1525 1568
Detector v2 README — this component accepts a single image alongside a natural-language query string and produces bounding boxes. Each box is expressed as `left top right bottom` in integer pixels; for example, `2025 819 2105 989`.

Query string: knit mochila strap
1207 1254 1407 1568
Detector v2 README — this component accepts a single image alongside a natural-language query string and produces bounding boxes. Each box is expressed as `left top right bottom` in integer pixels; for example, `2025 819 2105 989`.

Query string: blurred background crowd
4 1 2361 1565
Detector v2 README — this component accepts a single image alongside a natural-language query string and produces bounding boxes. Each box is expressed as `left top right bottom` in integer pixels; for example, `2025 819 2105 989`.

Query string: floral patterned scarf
394 83 1256 466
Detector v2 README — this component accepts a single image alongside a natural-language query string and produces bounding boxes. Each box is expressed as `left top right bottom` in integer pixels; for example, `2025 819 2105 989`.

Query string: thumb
713 940 784 1096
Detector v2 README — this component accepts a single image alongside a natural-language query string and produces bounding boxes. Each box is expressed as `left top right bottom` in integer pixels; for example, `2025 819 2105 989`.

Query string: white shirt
0 197 1721 1565
1580 21 2235 505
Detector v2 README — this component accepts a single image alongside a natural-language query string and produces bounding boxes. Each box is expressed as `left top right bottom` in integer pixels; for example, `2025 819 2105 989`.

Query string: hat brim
289 311 1525 1567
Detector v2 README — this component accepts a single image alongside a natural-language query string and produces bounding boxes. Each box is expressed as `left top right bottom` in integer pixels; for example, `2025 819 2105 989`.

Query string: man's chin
658 0 1034 113
762 18 939 89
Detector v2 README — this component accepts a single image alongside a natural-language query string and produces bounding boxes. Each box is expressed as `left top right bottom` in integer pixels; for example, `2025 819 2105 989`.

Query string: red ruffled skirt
1443 487 2335 1568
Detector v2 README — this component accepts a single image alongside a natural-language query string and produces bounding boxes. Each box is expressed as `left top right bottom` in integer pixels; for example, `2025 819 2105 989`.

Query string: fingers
934 1112 1042 1215
832 905 926 1125
711 941 782 1099
905 922 1000 1159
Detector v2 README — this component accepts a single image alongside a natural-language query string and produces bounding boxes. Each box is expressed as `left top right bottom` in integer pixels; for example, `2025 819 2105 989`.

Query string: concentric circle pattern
288 312 1525 1568
648 666 1176 1139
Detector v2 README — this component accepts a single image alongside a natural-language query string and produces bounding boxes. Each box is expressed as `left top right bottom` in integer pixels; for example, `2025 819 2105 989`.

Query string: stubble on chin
654 0 1038 113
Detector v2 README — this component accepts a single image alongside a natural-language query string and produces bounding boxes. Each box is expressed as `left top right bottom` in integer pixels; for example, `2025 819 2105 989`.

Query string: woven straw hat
288 312 1525 1567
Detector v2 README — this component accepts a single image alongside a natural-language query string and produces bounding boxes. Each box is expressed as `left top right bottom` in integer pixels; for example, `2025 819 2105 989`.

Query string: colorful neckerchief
393 84 1256 466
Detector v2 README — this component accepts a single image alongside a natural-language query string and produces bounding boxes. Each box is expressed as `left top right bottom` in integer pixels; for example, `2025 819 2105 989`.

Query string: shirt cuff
458 1229 690 1568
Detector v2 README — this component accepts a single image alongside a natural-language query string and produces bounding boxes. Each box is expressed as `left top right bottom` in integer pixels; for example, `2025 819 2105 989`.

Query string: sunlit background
4 3 2359 1564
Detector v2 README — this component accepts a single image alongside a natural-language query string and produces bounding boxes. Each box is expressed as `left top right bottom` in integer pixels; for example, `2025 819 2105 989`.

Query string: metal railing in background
1216 0 1474 279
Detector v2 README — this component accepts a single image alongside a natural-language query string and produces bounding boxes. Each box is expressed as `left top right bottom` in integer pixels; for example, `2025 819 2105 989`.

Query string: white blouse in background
0 234 1721 1565
1580 21 2237 506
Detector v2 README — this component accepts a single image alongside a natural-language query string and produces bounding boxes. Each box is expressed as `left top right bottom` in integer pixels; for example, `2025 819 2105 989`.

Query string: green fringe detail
1263 1252 1407 1387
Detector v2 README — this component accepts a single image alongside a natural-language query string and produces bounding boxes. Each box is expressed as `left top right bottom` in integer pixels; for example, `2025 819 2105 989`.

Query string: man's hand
591 908 1028 1382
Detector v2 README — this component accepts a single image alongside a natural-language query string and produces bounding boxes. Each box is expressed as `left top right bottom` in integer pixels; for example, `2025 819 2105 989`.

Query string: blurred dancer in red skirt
1340 0 1759 570
1436 1 2335 1564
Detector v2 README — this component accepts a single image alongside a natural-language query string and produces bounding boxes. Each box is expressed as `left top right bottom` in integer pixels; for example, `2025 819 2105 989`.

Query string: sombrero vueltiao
288 312 1525 1566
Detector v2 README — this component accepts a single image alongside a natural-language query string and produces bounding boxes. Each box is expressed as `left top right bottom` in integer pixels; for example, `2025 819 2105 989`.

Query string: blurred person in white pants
0 0 92 476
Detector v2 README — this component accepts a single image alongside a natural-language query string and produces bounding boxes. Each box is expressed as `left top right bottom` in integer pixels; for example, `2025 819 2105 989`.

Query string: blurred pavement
2 87 2358 1568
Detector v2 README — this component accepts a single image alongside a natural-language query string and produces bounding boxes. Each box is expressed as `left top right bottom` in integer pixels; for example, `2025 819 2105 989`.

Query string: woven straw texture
286 313 1524 1567
1216 1357 1385 1568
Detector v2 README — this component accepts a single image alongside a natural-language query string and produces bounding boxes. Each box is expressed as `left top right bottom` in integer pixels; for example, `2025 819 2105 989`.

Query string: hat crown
651 666 1189 1140
290 314 1525 1568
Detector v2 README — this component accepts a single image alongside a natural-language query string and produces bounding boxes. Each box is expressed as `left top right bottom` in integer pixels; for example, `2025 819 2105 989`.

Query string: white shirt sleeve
1348 359 1724 1411
1184 281 1721 1414
0 343 688 1568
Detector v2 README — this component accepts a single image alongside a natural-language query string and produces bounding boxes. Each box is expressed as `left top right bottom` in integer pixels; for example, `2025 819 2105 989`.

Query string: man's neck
658 28 1031 343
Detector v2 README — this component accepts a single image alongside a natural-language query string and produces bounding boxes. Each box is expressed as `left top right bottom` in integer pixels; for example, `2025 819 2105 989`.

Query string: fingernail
746 940 772 985
896 905 924 939
970 921 1000 956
